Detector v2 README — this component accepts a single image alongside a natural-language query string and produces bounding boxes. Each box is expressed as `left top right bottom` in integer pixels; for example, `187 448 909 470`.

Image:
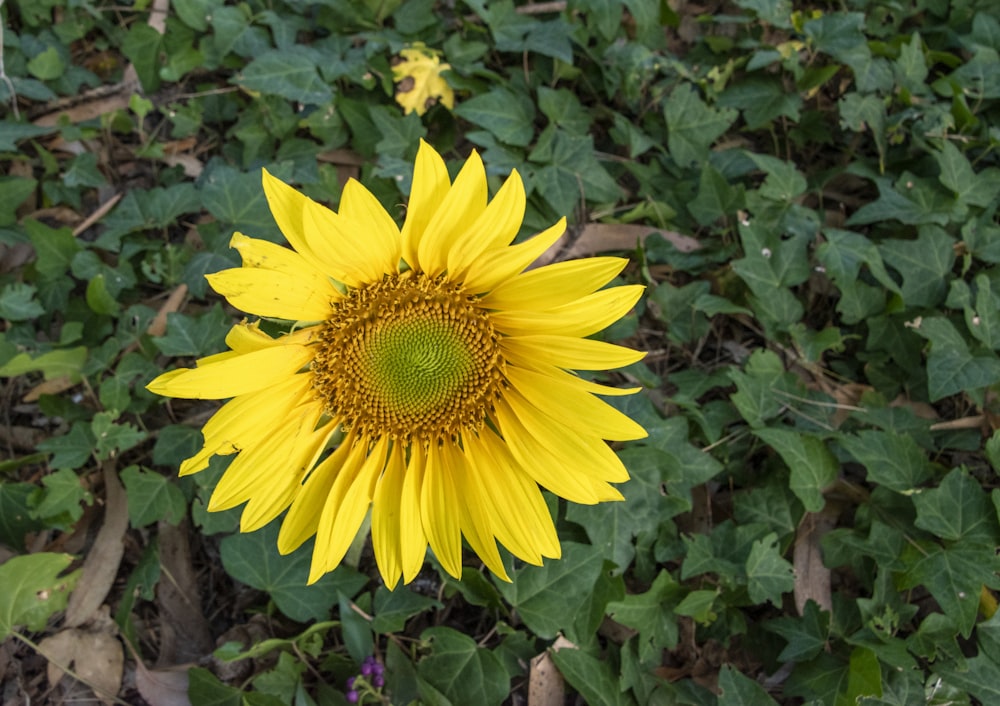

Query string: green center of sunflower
311 271 505 444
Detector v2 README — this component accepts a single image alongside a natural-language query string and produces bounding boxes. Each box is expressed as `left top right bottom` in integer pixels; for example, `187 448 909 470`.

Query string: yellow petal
446 169 526 277
371 443 407 588
466 431 560 562
505 366 647 441
309 436 388 583
417 150 488 277
490 284 644 338
420 444 463 578
400 444 429 583
338 179 403 276
224 321 317 354
446 443 509 581
500 335 645 371
503 385 630 483
481 257 627 310
302 197 392 286
208 402 323 512
180 374 313 476
462 218 566 294
206 268 336 322
278 433 355 554
148 346 313 399
401 140 450 270
493 396 624 504
263 169 360 282
229 231 332 284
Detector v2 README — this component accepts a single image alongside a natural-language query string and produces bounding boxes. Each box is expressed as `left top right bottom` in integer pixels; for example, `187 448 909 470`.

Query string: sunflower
147 141 646 587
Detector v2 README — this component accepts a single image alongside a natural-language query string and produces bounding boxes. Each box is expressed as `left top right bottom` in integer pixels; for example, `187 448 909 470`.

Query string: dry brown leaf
535 223 702 267
156 519 214 666
146 284 189 338
23 375 77 403
793 506 838 615
528 650 564 706
38 624 123 705
65 461 129 627
73 193 124 237
136 663 191 706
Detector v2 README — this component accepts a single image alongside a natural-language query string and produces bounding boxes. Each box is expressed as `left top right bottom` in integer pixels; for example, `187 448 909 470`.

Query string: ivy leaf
237 48 332 104
753 429 838 512
219 523 367 623
121 466 187 528
0 121 55 151
935 140 1000 208
370 585 441 634
494 542 605 641
0 553 80 640
530 129 621 215
913 317 1000 401
36 421 96 470
606 570 683 661
745 532 795 607
838 431 932 494
765 600 831 662
912 468 999 542
550 646 628 706
33 468 92 523
416 627 509 706
664 83 738 167
718 663 781 705
0 484 48 551
719 77 802 130
91 412 148 460
454 88 535 147
934 611 1000 703
153 304 230 358
0 283 45 321
900 540 1000 637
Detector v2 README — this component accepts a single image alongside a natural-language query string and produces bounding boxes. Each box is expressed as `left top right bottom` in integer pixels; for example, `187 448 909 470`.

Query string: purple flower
346 676 355 689
373 674 385 689
346 690 359 703
361 662 373 676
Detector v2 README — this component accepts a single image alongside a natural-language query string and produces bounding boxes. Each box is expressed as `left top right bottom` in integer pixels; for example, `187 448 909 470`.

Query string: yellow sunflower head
147 140 646 587
391 43 455 116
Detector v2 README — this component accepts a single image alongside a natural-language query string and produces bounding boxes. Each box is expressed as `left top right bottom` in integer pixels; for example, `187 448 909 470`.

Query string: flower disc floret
311 271 505 445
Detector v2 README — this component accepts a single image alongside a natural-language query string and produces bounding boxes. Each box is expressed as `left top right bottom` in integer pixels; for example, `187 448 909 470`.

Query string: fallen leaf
793 506 838 615
39 624 123 705
535 223 702 267
156 519 214 666
528 650 565 706
136 663 191 706
64 461 129 627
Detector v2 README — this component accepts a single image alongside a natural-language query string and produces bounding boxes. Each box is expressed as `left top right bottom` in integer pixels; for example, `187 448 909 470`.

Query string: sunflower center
311 271 505 444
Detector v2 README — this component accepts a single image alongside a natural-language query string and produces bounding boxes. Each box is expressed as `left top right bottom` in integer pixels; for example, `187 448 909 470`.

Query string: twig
0 0 19 119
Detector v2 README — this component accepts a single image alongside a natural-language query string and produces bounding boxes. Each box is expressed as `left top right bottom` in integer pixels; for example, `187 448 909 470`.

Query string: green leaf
219 522 367 623
36 421 96 470
92 412 148 460
416 627 509 706
664 83 738 167
0 283 45 321
121 466 187 528
0 553 80 640
753 429 838 512
836 647 883 706
529 129 622 215
34 468 91 523
0 121 55 152
237 48 333 104
900 540 1000 637
370 585 441 634
454 88 536 147
935 140 1000 208
186 667 243 706
25 220 80 280
673 589 719 625
0 484 48 552
912 468 999 542
745 532 795 607
718 663 780 705
27 46 66 80
765 600 830 662
338 593 373 664
606 570 683 661
719 77 802 130
153 305 231 358
687 163 743 226
567 447 683 572
550 646 630 706
494 542 605 640
838 92 887 171
934 611 1000 703
537 87 591 135
880 226 955 307
747 153 808 202
785 651 850 706
913 317 1000 402
728 349 792 427
838 431 932 494
198 164 276 236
